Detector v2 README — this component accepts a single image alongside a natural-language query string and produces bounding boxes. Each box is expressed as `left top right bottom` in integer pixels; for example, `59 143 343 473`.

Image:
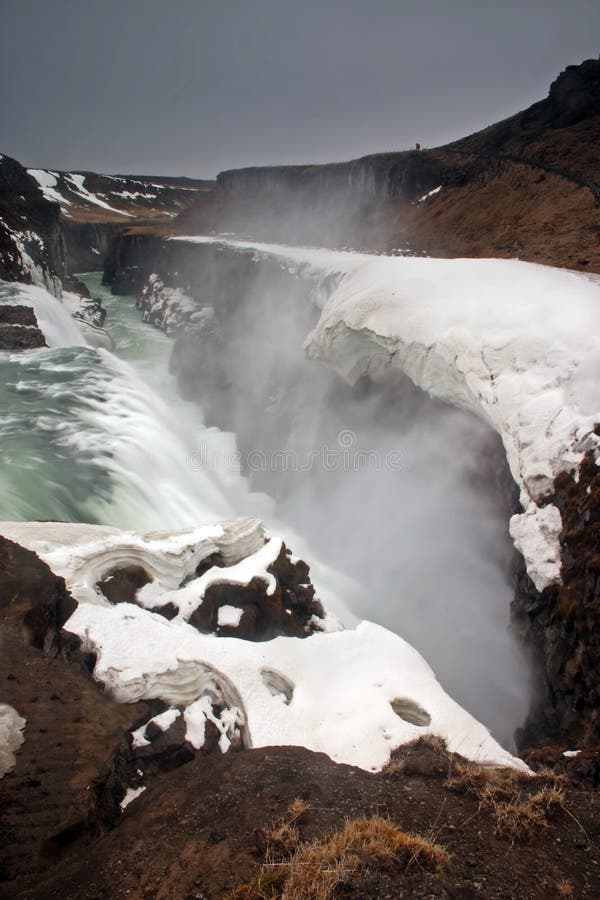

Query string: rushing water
0 274 268 529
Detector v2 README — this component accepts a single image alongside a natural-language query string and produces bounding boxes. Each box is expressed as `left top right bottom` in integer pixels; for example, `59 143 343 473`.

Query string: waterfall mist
172 250 532 745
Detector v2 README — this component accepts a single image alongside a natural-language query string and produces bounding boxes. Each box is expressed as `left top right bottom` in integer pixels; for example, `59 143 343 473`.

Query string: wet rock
0 306 47 350
189 543 324 641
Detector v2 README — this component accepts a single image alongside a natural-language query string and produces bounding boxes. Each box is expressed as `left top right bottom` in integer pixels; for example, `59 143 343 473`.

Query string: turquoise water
0 274 261 528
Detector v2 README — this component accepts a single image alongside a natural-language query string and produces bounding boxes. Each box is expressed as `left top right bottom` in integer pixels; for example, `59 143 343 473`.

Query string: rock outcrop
187 542 323 641
0 535 76 654
0 535 150 882
0 154 66 292
0 305 47 350
515 448 600 747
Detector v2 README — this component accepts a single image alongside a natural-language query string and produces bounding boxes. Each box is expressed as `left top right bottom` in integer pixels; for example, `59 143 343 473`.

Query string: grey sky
1 0 599 178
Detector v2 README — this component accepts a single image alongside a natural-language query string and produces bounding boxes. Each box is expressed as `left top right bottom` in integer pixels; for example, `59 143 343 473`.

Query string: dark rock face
178 150 454 248
0 305 47 350
0 154 66 289
515 449 600 748
0 534 151 883
61 220 124 273
466 57 600 153
0 535 76 654
133 712 197 774
102 231 165 294
97 565 151 604
524 745 600 788
189 543 324 641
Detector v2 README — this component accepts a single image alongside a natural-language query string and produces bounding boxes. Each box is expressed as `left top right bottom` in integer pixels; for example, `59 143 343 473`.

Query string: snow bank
173 238 600 591
0 704 26 777
66 602 526 772
0 520 528 772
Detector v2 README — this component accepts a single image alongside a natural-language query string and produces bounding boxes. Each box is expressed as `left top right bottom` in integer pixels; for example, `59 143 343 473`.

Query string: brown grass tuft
230 816 450 899
492 784 566 841
556 878 575 898
260 799 311 860
445 762 529 799
446 762 566 843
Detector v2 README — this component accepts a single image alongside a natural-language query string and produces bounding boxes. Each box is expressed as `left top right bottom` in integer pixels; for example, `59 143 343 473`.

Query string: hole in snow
261 668 294 705
390 698 431 727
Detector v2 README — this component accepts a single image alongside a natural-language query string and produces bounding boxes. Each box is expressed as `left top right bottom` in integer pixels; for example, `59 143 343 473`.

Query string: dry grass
445 761 529 798
230 815 450 899
492 786 565 842
446 762 566 842
556 878 575 898
260 799 311 858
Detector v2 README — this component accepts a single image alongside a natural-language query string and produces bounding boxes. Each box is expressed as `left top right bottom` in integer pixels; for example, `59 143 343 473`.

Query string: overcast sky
2 0 599 178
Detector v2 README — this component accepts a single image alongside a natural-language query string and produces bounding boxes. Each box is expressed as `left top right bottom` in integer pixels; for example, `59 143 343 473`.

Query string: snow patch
217 605 244 628
64 174 132 216
28 169 71 206
120 785 146 810
0 520 528 772
0 704 26 777
417 185 442 203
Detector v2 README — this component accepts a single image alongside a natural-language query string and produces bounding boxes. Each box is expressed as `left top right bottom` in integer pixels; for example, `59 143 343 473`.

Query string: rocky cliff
0 154 66 293
0 155 214 291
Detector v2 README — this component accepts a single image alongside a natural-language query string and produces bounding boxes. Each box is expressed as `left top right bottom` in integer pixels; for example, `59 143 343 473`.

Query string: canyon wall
178 59 600 271
0 154 66 292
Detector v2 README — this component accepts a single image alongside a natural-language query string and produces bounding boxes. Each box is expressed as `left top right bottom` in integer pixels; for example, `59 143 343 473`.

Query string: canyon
1 57 600 899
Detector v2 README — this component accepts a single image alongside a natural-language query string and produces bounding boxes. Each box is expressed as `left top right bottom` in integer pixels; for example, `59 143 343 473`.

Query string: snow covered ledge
173 238 600 592
0 520 527 773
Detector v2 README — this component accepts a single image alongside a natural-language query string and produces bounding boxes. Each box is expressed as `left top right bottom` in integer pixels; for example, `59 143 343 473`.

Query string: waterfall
0 277 264 529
